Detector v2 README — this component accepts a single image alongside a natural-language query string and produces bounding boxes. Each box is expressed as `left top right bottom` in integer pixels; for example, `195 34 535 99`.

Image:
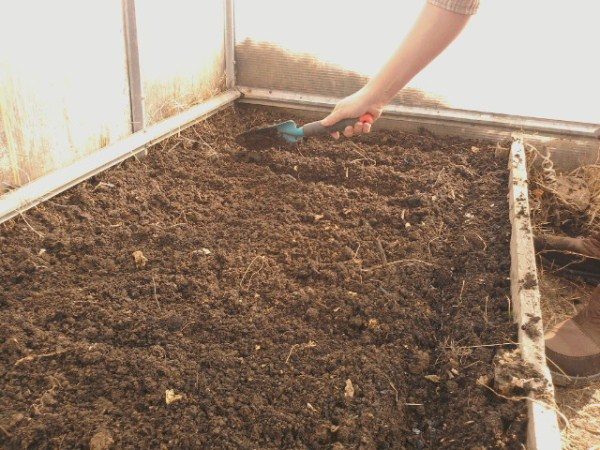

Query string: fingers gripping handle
302 114 374 137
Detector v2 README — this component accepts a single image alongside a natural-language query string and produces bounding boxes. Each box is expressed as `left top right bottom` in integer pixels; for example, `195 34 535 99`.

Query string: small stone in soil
90 429 114 450
165 389 184 405
132 250 148 268
344 379 355 399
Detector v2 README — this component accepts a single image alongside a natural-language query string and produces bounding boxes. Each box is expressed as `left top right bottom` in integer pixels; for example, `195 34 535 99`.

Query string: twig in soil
47 200 78 209
347 141 376 166
475 233 487 251
377 283 391 296
19 212 44 238
92 181 115 191
433 167 446 187
458 279 466 303
427 236 441 256
484 295 489 325
164 142 179 154
152 275 160 308
375 239 388 266
14 349 68 367
180 321 198 333
239 255 267 289
382 374 399 404
478 380 570 429
192 127 217 153
544 353 575 380
361 258 436 272
165 222 186 229
389 382 399 404
444 342 516 350
462 360 483 370
353 243 361 259
285 341 316 364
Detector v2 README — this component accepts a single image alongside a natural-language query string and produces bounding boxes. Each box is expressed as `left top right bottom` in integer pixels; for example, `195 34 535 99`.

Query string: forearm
365 3 472 106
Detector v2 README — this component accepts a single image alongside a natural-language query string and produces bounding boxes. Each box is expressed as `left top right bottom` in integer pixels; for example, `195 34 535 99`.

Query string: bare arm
322 2 474 138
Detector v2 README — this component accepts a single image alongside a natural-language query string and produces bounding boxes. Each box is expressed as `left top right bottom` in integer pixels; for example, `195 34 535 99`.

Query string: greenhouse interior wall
1 1 599 449
0 0 226 193
1 0 599 203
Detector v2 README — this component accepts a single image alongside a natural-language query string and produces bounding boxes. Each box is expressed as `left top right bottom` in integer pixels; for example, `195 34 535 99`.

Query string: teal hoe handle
302 113 375 137
274 113 375 144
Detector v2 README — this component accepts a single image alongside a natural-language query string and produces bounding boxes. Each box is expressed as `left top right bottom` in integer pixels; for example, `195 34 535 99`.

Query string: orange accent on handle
359 113 375 124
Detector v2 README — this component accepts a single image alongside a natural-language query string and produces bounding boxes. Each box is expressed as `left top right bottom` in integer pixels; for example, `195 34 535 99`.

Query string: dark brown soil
0 105 525 449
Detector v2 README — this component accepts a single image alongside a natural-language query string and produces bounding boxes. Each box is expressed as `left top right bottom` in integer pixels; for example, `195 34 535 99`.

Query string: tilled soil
0 106 525 449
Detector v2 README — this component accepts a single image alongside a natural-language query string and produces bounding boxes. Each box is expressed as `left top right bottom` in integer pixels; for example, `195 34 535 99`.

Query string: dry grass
528 145 600 237
574 164 600 234
0 76 27 188
144 71 225 126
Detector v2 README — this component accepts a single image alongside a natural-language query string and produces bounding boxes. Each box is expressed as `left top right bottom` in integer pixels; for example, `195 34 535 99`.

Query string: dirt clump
491 350 547 398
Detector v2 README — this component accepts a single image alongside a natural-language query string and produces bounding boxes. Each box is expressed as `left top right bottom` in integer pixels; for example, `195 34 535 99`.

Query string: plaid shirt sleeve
428 0 479 15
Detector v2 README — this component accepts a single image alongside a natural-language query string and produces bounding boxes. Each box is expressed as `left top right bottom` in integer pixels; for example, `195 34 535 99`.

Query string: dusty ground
1 106 525 449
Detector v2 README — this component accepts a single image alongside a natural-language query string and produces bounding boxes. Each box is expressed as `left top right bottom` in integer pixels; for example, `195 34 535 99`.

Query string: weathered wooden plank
508 139 561 450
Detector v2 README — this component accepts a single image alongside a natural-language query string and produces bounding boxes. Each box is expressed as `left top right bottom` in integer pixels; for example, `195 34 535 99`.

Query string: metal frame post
122 0 145 133
224 0 236 89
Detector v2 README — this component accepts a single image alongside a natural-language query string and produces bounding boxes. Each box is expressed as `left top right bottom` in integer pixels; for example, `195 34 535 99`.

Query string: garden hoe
236 113 374 150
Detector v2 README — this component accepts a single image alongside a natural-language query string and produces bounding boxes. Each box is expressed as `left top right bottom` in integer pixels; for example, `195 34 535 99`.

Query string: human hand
320 88 384 139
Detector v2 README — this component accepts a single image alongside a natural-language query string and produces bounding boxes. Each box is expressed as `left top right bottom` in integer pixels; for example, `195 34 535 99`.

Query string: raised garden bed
1 106 529 448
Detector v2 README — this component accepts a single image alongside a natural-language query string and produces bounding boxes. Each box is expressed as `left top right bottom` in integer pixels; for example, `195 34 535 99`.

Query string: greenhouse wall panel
135 0 226 126
0 0 132 191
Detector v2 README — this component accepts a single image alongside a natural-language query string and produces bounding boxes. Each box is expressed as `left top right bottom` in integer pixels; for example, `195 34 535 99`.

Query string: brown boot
534 233 600 284
545 285 600 386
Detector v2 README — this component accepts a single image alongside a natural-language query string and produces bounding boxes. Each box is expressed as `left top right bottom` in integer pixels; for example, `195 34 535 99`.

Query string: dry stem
362 258 436 272
14 349 68 367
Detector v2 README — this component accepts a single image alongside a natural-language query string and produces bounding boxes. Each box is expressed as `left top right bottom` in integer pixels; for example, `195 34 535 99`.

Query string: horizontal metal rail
238 87 599 139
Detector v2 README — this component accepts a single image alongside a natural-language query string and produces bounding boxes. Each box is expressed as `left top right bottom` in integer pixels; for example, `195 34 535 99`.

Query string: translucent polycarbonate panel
235 0 600 124
136 0 226 125
0 0 132 191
